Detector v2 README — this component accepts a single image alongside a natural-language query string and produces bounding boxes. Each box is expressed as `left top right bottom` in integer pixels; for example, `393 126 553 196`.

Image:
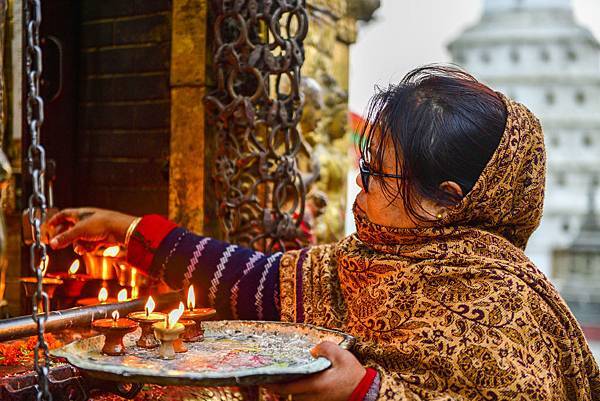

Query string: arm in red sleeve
126 214 178 273
126 214 284 320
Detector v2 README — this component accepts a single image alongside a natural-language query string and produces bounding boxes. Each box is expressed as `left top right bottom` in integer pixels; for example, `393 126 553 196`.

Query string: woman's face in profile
355 137 462 229
355 143 433 229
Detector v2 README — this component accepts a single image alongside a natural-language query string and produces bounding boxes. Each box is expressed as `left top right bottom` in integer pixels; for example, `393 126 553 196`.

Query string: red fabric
126 214 177 273
348 368 377 401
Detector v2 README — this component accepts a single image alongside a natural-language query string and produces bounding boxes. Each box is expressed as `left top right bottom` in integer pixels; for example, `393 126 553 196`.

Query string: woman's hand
266 341 366 401
46 208 137 254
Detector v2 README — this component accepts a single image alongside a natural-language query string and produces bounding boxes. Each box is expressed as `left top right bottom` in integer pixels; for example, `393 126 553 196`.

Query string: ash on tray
111 328 316 372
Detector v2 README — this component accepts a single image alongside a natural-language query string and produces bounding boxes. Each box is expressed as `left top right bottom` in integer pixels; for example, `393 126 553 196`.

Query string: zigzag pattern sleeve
127 215 283 320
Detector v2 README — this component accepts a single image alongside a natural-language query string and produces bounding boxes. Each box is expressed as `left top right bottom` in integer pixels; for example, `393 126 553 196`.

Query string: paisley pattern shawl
279 95 600 400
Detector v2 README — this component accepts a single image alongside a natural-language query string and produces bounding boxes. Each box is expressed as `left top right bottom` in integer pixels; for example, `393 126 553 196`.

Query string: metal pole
0 291 182 342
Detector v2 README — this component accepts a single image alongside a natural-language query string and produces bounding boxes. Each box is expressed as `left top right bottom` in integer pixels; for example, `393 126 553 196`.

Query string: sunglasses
359 158 405 193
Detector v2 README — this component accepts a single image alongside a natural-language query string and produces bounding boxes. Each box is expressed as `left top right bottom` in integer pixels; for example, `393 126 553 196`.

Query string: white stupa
448 0 600 276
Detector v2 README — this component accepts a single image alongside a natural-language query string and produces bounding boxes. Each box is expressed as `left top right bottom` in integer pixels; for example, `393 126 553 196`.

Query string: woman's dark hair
359 64 507 220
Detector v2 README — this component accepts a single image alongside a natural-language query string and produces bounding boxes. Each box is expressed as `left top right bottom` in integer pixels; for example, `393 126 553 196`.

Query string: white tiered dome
449 0 600 276
483 0 571 14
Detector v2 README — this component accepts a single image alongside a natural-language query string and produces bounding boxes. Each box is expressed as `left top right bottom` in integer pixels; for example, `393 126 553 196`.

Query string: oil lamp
179 319 200 343
49 259 92 298
180 285 216 341
80 245 122 282
20 256 63 313
92 310 138 356
127 296 166 348
152 302 185 359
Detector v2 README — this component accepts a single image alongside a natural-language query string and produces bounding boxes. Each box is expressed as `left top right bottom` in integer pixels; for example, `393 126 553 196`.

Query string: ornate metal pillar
206 0 309 252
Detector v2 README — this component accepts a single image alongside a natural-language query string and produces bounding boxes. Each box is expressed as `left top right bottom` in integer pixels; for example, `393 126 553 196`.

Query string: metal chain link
24 0 52 400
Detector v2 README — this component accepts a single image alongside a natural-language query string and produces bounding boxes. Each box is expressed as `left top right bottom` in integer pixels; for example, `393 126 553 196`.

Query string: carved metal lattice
206 0 309 252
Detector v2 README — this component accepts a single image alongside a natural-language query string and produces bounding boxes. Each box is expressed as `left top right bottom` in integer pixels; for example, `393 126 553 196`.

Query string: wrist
111 213 138 244
125 215 179 274
348 367 378 401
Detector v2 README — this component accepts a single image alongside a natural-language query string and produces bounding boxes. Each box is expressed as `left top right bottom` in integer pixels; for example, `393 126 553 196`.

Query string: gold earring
436 213 443 219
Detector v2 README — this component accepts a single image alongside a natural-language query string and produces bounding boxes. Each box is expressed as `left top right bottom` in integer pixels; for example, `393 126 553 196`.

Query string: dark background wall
17 0 174 308
76 0 172 215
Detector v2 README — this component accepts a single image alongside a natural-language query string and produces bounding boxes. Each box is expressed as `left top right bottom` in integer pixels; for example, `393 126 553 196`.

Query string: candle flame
145 296 156 315
98 288 108 303
167 302 184 329
187 285 195 310
131 286 139 299
112 310 119 321
68 259 80 275
103 246 120 257
117 288 127 302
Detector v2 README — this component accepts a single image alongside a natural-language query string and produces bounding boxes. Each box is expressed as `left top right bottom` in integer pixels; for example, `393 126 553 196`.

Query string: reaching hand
266 341 366 401
46 208 137 254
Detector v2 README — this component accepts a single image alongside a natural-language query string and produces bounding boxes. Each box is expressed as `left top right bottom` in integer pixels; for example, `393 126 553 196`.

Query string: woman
48 66 600 401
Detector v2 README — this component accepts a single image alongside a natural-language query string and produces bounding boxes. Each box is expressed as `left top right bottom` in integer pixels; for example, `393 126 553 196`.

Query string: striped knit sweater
127 214 283 320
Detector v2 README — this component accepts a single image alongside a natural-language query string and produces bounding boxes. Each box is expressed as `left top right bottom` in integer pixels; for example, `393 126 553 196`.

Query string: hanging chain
25 0 52 400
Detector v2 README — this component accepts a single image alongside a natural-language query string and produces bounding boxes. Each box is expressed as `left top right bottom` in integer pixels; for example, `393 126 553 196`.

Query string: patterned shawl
279 95 600 400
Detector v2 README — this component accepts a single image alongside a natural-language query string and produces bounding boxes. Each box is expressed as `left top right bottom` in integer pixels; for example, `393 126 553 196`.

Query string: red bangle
348 368 377 401
126 214 178 273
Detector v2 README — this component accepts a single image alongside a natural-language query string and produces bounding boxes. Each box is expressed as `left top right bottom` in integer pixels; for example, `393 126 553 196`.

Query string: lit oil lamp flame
166 302 184 329
187 285 195 311
117 288 128 302
131 286 139 299
145 296 155 317
112 310 119 322
68 259 80 275
103 246 120 257
98 288 109 303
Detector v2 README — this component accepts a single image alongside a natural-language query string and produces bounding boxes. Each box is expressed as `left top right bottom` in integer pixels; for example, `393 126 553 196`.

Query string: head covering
279 95 600 400
354 94 545 251
442 94 546 249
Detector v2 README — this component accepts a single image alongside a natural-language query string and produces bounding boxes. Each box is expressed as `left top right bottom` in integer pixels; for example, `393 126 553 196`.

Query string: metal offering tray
52 320 355 387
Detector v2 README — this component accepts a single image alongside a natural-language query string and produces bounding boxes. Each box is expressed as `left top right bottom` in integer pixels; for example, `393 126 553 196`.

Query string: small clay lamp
181 285 216 341
20 277 63 312
153 302 185 359
180 319 200 342
48 259 92 298
173 320 197 352
92 310 138 356
127 296 166 348
20 256 63 313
